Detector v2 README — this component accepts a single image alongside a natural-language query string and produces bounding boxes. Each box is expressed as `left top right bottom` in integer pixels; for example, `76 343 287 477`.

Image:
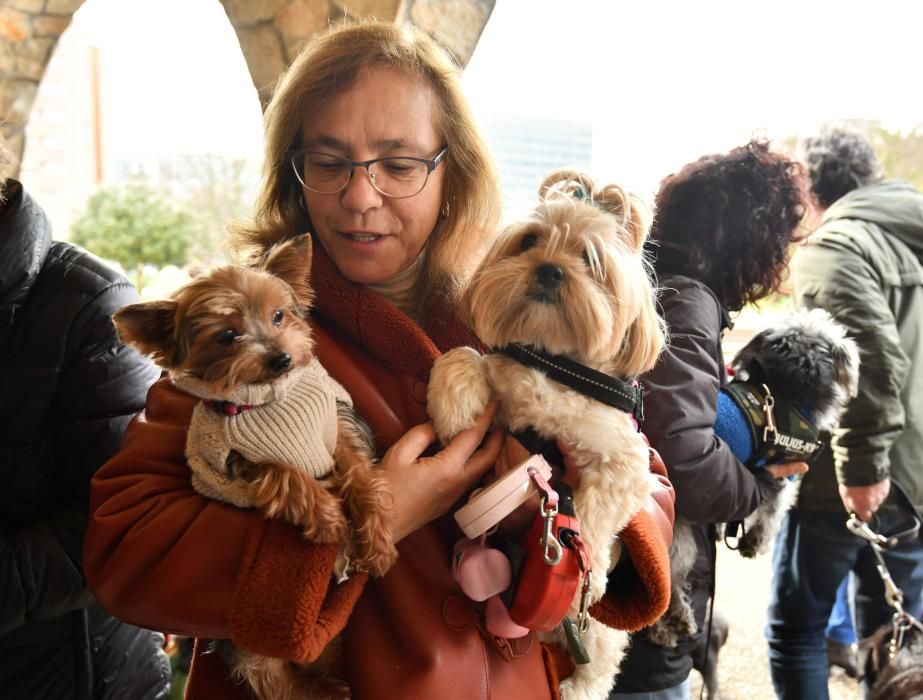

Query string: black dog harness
721 381 823 467
494 343 644 467
496 343 644 422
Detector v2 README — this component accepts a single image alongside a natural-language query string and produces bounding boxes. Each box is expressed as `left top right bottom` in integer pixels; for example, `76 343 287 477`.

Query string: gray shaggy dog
649 308 860 648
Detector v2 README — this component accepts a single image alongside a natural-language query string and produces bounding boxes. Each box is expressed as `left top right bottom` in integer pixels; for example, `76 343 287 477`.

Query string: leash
847 481 923 661
698 526 720 700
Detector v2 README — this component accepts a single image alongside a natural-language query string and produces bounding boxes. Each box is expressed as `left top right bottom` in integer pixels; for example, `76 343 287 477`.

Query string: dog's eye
271 309 284 326
215 329 238 346
582 249 592 268
520 233 539 252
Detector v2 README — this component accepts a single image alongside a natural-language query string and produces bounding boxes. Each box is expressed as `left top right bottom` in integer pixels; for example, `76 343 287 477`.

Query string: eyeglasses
286 147 448 199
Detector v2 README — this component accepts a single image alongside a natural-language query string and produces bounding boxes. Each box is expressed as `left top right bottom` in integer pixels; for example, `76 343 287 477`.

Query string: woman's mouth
342 231 385 243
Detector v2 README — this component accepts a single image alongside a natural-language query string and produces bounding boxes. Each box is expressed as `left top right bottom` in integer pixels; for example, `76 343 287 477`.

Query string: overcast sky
72 0 923 198
465 0 923 195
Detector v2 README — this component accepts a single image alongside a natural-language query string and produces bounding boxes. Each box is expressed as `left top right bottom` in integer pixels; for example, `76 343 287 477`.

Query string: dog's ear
595 184 650 253
262 234 314 309
113 301 178 367
613 289 666 376
538 168 596 201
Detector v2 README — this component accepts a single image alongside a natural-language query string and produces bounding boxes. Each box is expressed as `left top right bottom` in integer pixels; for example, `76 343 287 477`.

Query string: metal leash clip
889 611 923 659
846 515 898 550
846 483 923 657
761 383 777 444
569 533 593 634
528 467 562 565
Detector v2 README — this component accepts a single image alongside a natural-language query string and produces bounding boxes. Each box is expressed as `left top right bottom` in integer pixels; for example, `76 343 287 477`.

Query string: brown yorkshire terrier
113 234 396 700
428 169 665 700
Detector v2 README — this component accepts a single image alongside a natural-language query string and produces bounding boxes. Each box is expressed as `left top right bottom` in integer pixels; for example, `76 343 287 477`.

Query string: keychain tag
562 616 591 665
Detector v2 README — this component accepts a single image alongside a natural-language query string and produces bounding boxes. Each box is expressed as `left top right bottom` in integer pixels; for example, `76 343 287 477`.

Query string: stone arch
0 0 494 177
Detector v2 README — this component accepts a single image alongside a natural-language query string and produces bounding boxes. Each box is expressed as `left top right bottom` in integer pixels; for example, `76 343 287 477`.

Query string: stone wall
0 0 494 176
0 0 84 173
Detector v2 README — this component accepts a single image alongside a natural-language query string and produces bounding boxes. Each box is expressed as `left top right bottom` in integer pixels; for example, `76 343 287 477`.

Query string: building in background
480 113 592 220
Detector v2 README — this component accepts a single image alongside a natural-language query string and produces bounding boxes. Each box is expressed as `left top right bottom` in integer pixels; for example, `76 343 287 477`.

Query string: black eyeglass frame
284 146 448 199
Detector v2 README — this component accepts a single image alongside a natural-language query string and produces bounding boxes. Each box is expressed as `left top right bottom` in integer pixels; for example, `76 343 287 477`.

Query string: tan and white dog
427 169 665 700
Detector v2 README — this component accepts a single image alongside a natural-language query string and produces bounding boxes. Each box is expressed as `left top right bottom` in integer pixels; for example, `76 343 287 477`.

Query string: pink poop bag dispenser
453 454 553 538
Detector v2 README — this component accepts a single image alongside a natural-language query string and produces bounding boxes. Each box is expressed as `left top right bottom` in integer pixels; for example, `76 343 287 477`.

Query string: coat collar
0 180 52 329
309 239 480 382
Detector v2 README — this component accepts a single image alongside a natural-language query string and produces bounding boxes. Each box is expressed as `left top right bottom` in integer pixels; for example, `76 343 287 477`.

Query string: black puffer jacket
0 181 167 699
613 274 780 693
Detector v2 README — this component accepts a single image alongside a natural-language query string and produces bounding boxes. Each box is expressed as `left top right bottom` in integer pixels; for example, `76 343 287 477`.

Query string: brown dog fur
113 235 395 700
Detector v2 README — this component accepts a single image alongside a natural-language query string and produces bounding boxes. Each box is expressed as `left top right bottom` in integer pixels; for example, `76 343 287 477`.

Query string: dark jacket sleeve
0 281 159 636
642 278 769 524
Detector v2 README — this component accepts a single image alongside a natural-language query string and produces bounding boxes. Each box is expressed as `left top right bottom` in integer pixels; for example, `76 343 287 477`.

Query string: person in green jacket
766 127 923 699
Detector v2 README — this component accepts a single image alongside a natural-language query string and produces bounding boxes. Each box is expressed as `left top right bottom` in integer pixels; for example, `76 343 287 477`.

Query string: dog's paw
647 621 679 649
427 347 492 444
737 530 764 558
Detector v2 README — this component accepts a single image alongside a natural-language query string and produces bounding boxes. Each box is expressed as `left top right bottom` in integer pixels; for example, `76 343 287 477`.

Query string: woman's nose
340 167 383 212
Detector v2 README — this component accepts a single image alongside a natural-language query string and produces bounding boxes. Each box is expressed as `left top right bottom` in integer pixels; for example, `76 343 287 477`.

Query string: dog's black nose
536 263 565 290
268 352 291 374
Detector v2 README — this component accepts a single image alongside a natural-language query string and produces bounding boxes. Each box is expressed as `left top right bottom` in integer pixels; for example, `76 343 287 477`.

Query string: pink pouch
485 596 529 639
451 538 512 602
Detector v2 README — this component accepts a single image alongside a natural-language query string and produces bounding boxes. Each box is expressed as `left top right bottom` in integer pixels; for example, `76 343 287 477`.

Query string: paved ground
685 544 862 700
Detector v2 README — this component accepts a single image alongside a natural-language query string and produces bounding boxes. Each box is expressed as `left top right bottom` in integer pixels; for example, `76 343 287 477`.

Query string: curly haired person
612 139 810 699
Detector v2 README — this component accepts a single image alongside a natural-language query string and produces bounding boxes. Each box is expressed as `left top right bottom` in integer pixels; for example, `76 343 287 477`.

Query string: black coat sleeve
0 281 159 635
642 279 769 524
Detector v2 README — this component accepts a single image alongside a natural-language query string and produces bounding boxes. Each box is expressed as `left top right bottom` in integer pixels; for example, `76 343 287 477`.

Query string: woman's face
301 66 445 286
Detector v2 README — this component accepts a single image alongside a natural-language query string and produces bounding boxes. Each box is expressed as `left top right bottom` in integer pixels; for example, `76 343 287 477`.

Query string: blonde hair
231 19 502 320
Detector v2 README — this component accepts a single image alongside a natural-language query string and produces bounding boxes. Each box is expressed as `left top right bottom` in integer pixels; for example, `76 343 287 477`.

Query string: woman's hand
380 402 503 543
765 461 809 480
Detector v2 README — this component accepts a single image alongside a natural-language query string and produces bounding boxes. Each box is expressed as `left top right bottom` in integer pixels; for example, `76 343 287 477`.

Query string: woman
610 139 810 699
83 20 673 700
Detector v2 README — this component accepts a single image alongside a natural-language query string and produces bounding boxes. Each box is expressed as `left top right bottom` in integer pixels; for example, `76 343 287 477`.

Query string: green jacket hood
823 179 923 258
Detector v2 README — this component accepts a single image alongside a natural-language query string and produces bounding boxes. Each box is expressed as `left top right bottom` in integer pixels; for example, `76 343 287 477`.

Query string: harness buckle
761 384 777 445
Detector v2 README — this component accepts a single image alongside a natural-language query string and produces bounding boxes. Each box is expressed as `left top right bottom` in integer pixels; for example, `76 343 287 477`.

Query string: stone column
0 0 85 174
219 0 494 108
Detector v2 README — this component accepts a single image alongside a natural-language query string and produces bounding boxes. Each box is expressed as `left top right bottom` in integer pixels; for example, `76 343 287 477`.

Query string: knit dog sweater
176 358 351 508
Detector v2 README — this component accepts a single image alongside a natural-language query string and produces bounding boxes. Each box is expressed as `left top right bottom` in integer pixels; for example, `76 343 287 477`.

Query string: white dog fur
428 169 665 700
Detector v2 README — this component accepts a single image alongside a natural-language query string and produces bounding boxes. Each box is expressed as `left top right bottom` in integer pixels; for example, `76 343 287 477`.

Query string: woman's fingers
430 403 501 500
380 403 501 542
436 401 499 464
458 427 503 484
389 421 437 463
765 461 809 480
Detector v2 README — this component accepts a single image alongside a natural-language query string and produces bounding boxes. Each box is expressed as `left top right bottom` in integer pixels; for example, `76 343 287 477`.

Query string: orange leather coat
83 247 672 700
